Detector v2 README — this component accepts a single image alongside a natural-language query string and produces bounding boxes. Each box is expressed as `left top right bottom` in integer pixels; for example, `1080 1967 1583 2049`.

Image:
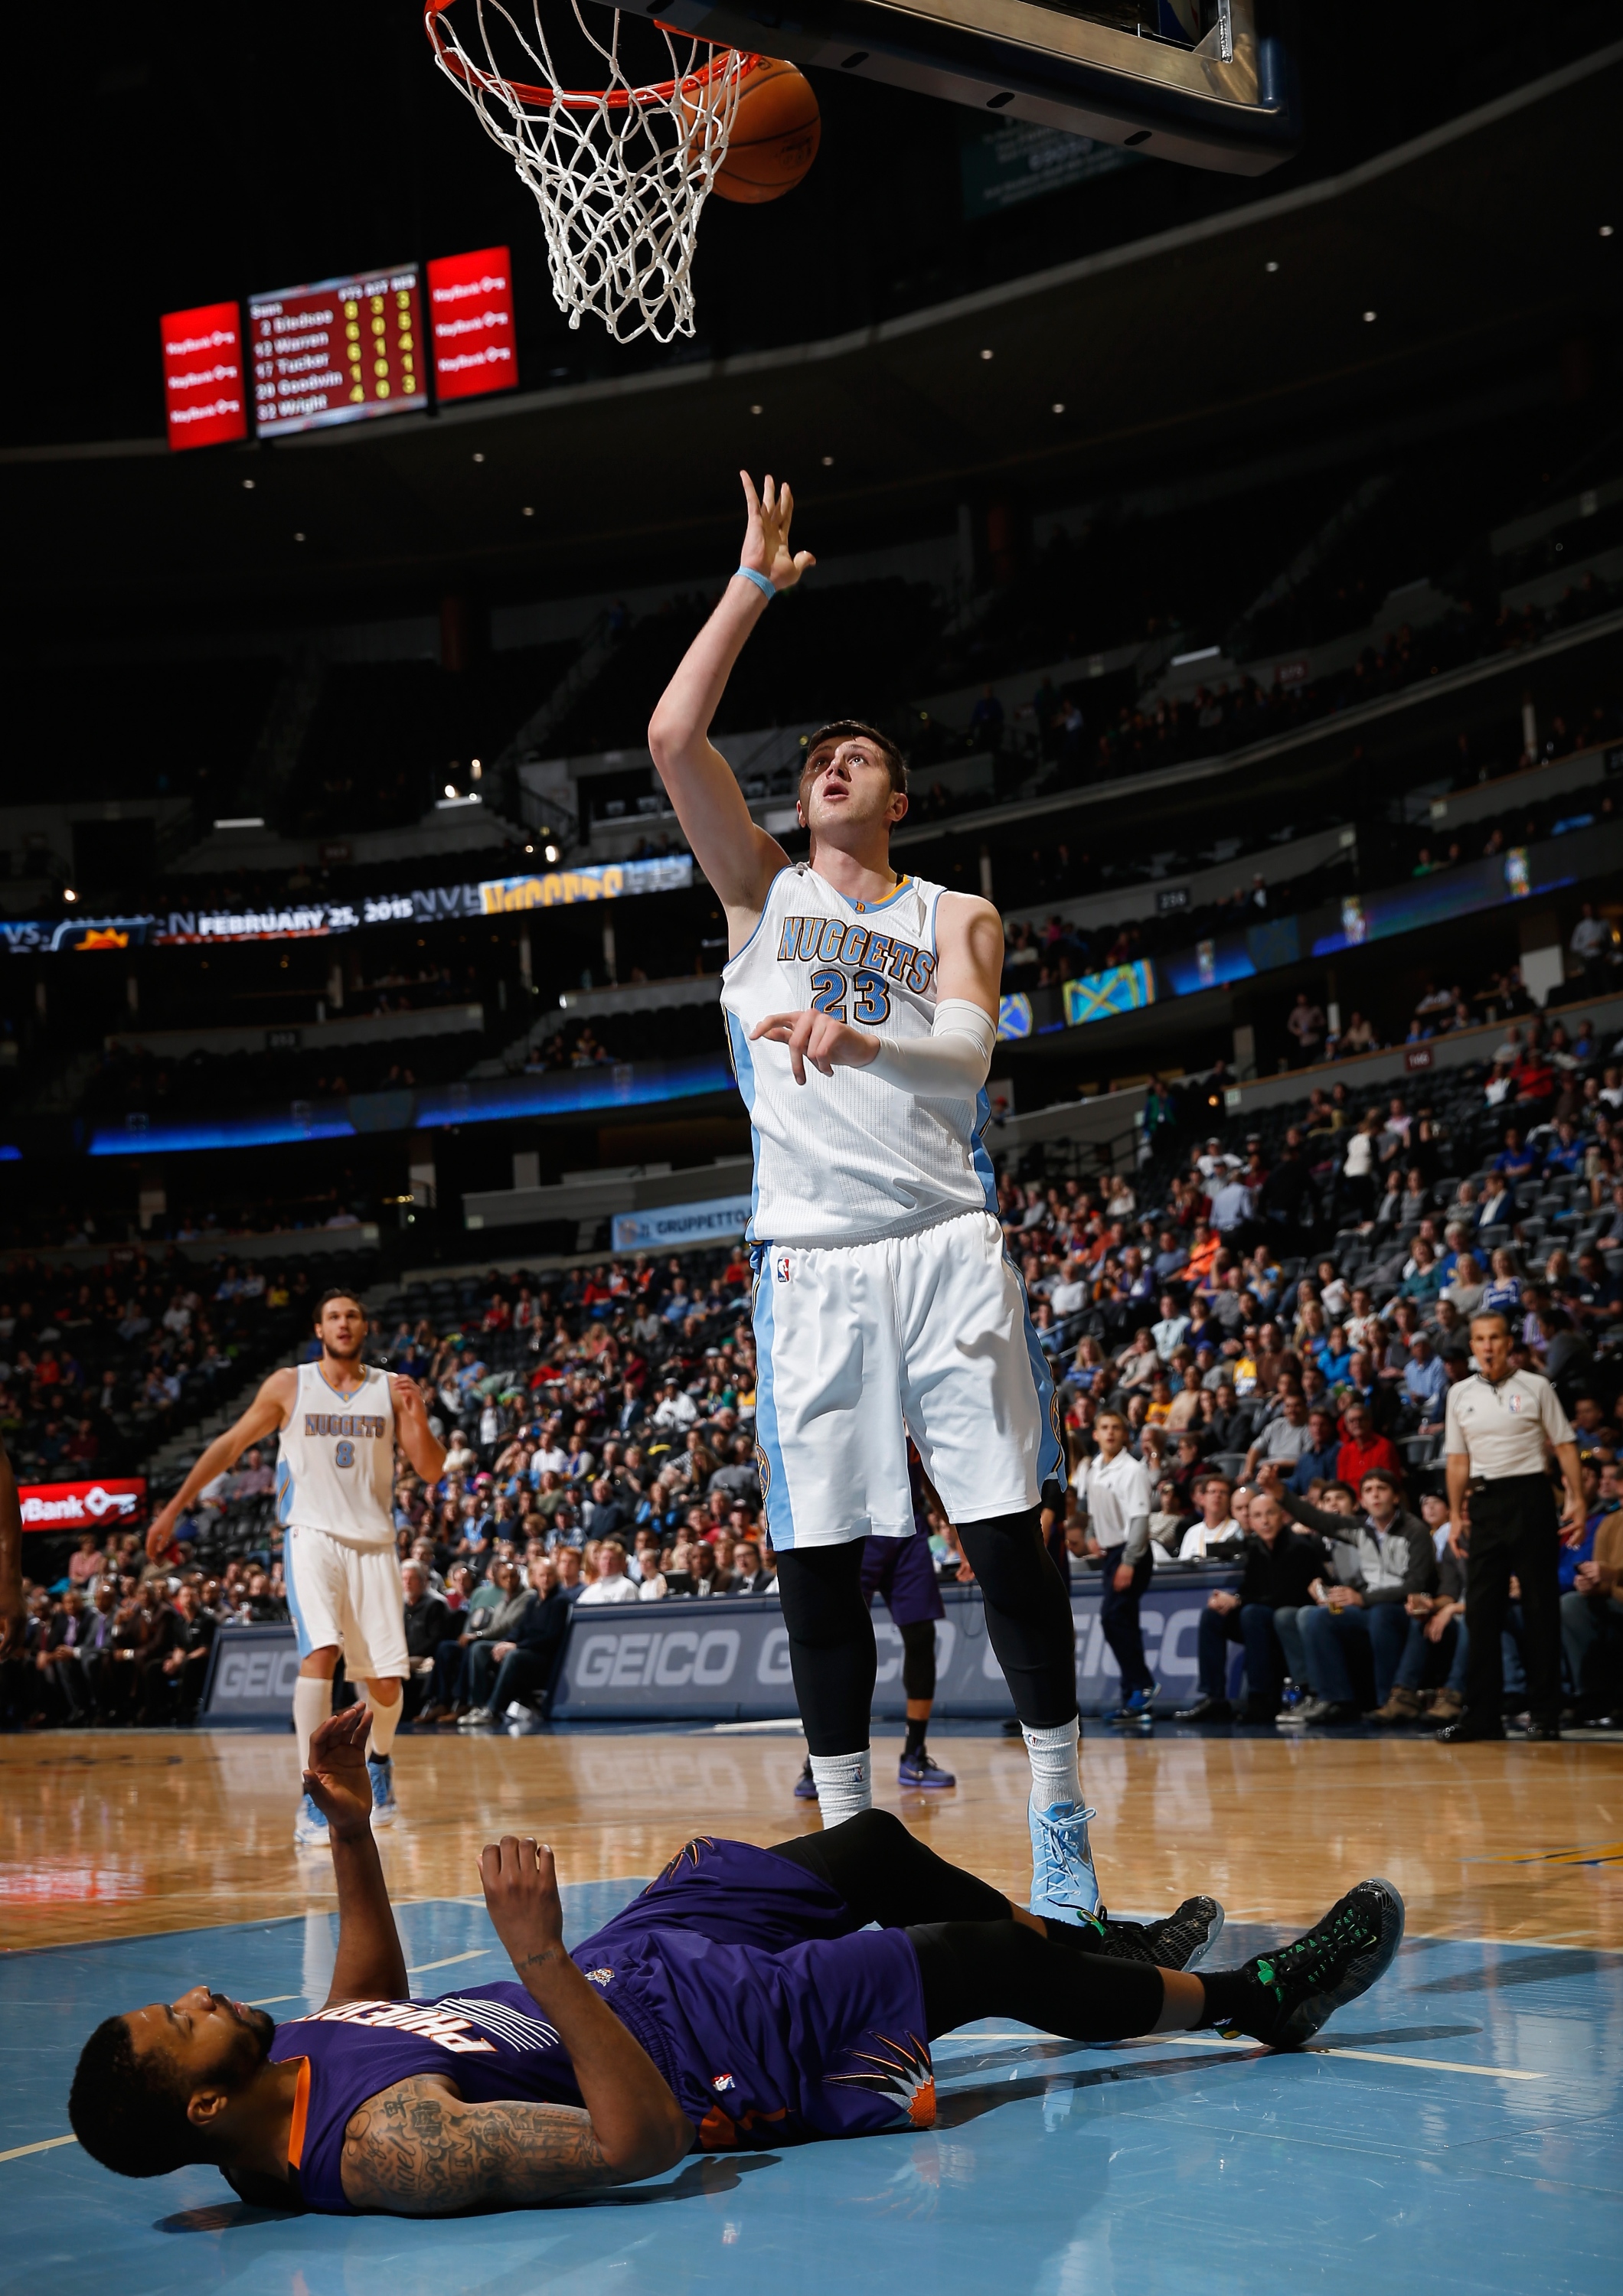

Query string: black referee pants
1464 1473 1563 1730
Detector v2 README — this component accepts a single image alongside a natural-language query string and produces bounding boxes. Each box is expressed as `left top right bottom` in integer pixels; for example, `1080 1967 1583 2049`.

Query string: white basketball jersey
276 1362 397 1550
720 865 995 1247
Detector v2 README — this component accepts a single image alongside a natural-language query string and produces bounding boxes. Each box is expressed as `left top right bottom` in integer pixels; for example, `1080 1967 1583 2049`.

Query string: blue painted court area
2 1883 1618 2296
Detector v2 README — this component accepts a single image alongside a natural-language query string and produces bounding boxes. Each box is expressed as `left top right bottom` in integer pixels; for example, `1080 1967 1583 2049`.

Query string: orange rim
424 0 759 113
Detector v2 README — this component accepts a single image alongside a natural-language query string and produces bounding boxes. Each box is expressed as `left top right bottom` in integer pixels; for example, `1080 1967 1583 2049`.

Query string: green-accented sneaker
1224 1879 1405 2048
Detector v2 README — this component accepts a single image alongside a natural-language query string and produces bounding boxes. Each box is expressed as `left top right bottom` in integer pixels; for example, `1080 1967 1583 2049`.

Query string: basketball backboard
642 0 1300 174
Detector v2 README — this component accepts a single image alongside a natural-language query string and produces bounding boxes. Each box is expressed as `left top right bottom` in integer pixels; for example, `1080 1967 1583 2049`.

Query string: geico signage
570 1626 752 1691
211 1639 304 1707
19 1478 147 1527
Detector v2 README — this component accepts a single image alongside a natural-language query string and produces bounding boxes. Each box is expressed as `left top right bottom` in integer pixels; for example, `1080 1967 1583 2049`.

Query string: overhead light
472 451 485 463
1363 309 1376 323
979 347 994 361
1051 401 1065 415
471 759 482 778
293 530 306 541
64 887 78 903
1602 224 1615 238
445 783 458 799
1265 259 1278 273
525 843 534 853
821 455 834 466
214 816 266 830
544 843 560 863
1171 644 1220 666
242 478 256 490
749 403 763 414
522 505 534 517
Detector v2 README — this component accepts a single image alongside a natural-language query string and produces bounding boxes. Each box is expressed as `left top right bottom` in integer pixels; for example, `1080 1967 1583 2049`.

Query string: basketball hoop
425 0 756 344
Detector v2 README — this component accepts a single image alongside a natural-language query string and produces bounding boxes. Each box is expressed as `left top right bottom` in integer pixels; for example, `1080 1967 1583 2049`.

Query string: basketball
709 57 821 204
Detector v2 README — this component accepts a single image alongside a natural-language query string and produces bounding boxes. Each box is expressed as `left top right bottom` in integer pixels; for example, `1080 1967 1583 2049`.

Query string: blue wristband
735 564 776 602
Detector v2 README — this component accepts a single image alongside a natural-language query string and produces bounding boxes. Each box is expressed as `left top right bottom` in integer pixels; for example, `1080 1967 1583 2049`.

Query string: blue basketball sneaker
293 1792 331 1848
1109 1684 1158 1726
367 1754 399 1828
1028 1799 1102 1924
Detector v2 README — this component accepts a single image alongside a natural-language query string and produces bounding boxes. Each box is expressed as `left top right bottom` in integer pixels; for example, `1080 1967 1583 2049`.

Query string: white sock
1023 1716 1081 1812
292 1677 332 1789
367 1690 401 1763
809 1750 872 1827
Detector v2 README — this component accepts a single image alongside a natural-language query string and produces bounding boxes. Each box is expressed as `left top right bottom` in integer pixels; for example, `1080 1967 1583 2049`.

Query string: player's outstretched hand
750 1006 878 1084
480 1835 567 1979
304 1703 375 1841
145 1501 180 1564
740 471 815 595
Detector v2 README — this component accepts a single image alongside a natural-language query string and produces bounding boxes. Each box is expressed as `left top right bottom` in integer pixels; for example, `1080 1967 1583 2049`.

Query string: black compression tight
905 1919 1165 2043
900 1618 936 1704
773 1545 877 1758
955 1505 1079 1729
767 1812 1164 2042
775 1511 1075 1756
769 1808 1011 1926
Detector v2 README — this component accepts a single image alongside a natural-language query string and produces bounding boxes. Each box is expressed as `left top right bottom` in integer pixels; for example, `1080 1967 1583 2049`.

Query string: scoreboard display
248 266 428 439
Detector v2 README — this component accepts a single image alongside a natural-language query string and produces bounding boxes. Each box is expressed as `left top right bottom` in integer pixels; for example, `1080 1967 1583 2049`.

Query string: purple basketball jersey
269 1838 933 2212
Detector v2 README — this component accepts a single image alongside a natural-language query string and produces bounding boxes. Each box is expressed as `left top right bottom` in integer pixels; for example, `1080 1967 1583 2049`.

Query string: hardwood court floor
4 1723 1621 1955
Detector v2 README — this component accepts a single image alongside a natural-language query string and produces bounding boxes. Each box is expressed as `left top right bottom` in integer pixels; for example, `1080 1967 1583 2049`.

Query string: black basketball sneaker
1056 1895 1225 1971
1219 1880 1406 2048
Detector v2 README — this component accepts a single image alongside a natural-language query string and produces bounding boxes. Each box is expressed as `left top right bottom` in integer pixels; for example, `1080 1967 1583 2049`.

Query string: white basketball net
426 0 751 344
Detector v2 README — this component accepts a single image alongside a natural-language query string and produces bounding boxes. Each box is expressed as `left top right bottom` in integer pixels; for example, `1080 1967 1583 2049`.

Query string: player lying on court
70 1707 1404 2216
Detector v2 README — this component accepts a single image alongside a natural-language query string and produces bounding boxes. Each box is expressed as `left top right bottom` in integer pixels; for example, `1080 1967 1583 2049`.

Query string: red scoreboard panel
160 300 248 451
248 266 427 439
427 246 518 403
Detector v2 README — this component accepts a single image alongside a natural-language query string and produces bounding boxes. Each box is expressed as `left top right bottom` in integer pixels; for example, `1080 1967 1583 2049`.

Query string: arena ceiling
2 42 1619 627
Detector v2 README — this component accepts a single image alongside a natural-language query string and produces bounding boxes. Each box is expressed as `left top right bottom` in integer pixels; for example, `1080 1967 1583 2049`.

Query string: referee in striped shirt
1438 1310 1585 1742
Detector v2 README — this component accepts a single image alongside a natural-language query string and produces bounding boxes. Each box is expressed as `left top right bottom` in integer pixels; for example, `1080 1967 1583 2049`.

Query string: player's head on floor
315 1287 370 1359
797 722 909 840
68 1986 282 2183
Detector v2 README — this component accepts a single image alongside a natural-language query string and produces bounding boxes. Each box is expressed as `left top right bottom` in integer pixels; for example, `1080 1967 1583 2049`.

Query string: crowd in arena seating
0 1248 374 1482
1020 1013 1623 1727
7 1012 1622 1733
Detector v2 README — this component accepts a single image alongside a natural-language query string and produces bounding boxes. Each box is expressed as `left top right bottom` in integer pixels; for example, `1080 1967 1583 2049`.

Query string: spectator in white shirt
651 1379 698 1433
1179 1475 1242 1561
575 1543 642 1606
1050 1259 1089 1319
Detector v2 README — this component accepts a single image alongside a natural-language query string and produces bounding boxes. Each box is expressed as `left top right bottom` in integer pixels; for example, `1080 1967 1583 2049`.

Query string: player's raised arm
305 1704 410 2004
648 471 815 943
145 1367 296 1561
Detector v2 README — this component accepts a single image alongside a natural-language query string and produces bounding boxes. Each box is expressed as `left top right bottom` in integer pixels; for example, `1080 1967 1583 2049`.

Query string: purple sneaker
794 1759 819 1801
897 1744 956 1790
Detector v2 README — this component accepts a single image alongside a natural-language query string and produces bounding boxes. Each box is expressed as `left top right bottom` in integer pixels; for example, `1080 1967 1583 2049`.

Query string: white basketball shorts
749 1208 1065 1550
286 1524 408 1680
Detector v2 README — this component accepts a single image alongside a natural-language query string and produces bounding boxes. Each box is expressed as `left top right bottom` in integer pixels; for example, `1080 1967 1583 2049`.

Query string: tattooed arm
341 1835 697 2215
341 2075 641 2213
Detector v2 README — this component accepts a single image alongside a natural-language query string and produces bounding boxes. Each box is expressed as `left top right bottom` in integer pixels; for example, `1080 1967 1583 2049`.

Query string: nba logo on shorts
775 1252 792 1284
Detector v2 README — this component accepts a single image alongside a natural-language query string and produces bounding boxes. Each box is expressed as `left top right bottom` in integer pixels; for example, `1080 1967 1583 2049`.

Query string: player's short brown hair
798 720 909 806
315 1287 367 1322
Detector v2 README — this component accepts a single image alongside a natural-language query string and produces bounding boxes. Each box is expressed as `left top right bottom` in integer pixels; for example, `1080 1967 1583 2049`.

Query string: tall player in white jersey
648 474 1102 1927
147 1290 446 1846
